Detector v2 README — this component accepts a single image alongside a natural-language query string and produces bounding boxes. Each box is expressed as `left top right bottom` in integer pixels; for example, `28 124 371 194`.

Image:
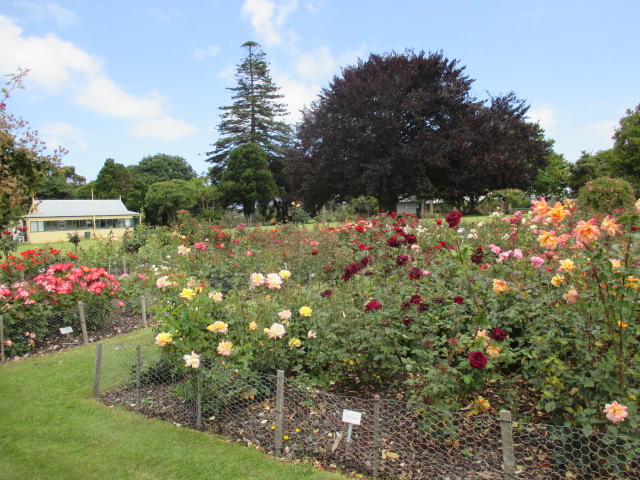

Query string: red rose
468 351 488 369
387 236 406 248
320 289 333 298
311 249 319 255
408 267 422 280
364 299 382 312
404 234 417 245
445 211 463 229
345 262 361 275
490 328 508 341
396 254 409 266
453 296 464 304
402 315 414 326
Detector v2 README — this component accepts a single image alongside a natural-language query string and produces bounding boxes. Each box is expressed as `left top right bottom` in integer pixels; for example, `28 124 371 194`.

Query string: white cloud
74 77 166 119
274 73 321 122
217 64 237 80
194 45 221 61
0 15 197 141
527 103 558 135
0 15 102 93
129 117 199 140
305 0 324 14
241 0 298 45
295 45 364 81
13 1 78 29
40 121 91 151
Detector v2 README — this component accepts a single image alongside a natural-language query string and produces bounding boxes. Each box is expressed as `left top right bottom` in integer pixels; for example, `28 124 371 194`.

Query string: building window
58 221 66 230
30 221 44 232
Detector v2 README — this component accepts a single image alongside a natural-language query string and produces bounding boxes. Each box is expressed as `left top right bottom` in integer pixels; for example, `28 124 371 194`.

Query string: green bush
577 176 636 215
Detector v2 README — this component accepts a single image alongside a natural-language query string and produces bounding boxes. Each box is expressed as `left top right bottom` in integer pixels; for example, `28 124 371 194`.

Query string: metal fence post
500 410 516 480
0 315 4 363
275 370 285 455
78 301 89 344
141 296 148 327
93 342 103 397
196 371 203 431
373 394 380 479
136 345 141 411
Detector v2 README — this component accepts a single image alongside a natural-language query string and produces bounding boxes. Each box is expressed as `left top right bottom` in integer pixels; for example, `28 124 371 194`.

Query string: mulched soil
99 376 639 480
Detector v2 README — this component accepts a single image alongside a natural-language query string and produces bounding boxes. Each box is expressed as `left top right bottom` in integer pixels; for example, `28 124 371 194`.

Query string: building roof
25 199 139 218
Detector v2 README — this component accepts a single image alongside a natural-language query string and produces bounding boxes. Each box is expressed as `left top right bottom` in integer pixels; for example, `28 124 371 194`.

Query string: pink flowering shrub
0 262 122 355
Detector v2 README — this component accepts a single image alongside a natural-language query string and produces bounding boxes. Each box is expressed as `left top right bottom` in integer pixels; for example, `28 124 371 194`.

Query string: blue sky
1 0 638 182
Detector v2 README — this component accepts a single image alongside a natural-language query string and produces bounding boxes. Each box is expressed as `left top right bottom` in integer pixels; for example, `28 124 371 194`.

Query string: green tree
130 154 197 184
144 179 199 226
217 143 278 224
36 165 86 199
206 41 292 217
94 158 133 199
568 150 617 194
126 154 197 212
612 104 640 188
535 147 571 199
1 68 64 226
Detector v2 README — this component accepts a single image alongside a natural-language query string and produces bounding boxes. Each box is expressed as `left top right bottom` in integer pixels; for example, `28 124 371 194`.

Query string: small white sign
60 326 73 335
342 409 362 425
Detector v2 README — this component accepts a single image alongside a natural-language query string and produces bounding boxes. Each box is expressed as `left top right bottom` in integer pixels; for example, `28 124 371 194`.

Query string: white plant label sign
59 326 73 335
342 409 362 425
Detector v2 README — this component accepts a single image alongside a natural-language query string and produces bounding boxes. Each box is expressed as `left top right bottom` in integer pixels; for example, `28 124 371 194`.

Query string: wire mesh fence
0 296 151 362
93 341 640 480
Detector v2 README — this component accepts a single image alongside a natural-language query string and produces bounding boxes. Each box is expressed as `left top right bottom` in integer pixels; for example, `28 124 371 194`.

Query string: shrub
577 176 636 215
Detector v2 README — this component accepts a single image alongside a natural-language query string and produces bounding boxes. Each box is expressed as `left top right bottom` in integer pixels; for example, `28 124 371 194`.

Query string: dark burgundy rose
345 262 361 275
433 297 445 304
364 299 382 312
404 234 417 245
342 273 352 282
471 253 484 264
408 267 422 280
400 301 410 311
468 351 488 369
320 289 333 298
490 328 508 341
387 236 406 248
402 315 414 326
445 211 463 229
453 296 464 304
409 294 422 305
396 254 409 266
359 255 373 268
417 303 429 313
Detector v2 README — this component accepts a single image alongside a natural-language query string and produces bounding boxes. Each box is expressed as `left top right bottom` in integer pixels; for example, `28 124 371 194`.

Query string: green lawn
0 329 342 480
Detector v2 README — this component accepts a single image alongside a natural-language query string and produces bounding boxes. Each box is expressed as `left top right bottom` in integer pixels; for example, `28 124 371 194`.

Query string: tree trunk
376 195 398 215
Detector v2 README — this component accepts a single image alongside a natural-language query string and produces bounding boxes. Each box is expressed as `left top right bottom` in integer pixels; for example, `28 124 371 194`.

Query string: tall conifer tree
207 41 292 193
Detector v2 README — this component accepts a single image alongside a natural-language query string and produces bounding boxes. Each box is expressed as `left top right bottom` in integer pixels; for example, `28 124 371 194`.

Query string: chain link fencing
93 341 640 480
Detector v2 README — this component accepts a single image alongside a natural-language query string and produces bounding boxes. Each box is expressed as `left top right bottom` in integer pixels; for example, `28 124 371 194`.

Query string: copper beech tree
287 50 549 214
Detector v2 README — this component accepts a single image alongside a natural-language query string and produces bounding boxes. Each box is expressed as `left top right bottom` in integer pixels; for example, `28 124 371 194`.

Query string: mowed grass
0 329 342 480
